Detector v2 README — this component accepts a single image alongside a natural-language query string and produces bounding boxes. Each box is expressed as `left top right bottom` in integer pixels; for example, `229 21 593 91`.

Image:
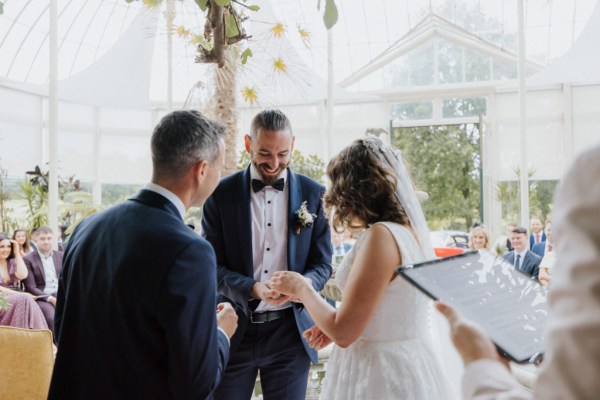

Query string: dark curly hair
0 235 16 261
323 139 411 231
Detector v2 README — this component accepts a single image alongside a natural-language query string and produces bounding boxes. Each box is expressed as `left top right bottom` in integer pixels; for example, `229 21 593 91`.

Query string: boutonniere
294 201 317 235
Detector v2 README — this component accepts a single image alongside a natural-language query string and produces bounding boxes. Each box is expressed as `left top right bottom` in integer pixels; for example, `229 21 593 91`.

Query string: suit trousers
213 311 311 400
36 299 55 334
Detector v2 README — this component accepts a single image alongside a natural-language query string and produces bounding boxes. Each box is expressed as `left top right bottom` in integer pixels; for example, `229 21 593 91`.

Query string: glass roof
0 0 597 104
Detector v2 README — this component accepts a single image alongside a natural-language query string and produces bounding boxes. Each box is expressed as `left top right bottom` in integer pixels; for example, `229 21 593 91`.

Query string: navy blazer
49 190 229 400
529 232 547 249
502 250 542 280
202 166 332 364
532 241 547 257
23 250 63 296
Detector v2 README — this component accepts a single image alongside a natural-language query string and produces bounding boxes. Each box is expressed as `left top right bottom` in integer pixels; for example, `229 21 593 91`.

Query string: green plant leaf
124 0 135 3
323 0 338 29
241 48 252 64
248 5 260 11
213 0 230 6
224 14 240 38
194 0 209 11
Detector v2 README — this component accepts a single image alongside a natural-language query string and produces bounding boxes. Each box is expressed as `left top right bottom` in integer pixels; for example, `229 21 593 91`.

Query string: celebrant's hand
270 271 312 299
303 325 332 350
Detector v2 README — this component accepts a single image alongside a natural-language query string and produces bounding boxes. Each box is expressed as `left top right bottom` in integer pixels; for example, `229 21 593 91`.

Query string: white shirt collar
250 164 288 184
143 182 186 221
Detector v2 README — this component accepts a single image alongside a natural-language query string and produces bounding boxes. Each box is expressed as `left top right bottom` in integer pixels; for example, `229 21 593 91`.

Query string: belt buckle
250 312 265 324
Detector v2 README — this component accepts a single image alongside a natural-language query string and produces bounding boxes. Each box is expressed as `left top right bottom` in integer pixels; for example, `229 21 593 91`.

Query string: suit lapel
237 167 254 277
287 169 301 273
33 252 45 281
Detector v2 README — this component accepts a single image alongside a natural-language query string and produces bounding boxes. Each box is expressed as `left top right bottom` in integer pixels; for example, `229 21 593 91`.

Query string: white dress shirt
143 182 186 221
41 252 59 295
250 165 289 313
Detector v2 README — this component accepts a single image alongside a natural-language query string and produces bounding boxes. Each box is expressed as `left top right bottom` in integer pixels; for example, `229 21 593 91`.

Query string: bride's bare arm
271 224 401 348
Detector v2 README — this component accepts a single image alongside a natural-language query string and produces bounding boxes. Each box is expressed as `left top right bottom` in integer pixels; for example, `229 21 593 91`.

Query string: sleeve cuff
217 327 230 346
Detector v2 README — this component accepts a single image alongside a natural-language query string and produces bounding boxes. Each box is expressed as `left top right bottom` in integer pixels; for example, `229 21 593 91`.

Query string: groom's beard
253 160 289 185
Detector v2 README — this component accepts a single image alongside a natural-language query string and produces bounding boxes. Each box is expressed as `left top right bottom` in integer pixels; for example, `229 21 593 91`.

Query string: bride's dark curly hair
323 139 411 231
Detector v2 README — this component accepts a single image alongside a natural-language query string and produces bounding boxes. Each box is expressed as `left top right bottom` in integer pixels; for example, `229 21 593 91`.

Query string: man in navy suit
49 110 238 400
503 227 542 280
529 217 546 249
202 109 332 400
23 226 63 333
532 221 553 257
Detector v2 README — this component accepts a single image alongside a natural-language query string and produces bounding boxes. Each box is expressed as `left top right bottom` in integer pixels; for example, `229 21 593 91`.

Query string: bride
270 136 460 399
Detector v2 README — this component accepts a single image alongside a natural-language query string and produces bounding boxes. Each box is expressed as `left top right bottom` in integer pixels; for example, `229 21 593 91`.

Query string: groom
202 109 332 399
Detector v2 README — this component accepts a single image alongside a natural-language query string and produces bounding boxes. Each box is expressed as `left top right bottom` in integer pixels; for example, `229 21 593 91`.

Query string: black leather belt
249 308 292 324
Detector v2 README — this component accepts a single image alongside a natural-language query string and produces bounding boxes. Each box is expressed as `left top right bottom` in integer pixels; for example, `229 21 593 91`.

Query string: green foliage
322 0 338 29
0 294 9 311
195 0 209 11
0 165 15 234
0 2 4 15
237 149 326 184
240 48 252 64
392 124 481 230
224 13 240 38
60 192 101 235
19 179 48 230
495 169 557 224
101 184 141 206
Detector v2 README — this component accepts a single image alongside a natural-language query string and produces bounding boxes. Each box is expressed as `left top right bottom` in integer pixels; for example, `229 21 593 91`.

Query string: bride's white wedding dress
320 222 459 400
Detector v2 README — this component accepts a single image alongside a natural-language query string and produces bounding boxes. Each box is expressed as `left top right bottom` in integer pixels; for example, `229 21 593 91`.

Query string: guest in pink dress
0 235 48 329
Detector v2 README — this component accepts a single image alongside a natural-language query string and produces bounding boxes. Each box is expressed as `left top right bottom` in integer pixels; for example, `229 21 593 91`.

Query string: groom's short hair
249 109 292 138
151 110 225 178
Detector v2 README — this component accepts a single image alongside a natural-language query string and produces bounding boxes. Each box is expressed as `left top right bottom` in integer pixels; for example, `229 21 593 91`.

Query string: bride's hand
269 271 311 298
303 325 332 350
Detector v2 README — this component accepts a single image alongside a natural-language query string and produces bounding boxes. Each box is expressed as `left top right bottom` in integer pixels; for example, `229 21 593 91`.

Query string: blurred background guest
468 225 496 255
0 235 48 329
12 229 32 256
529 217 546 249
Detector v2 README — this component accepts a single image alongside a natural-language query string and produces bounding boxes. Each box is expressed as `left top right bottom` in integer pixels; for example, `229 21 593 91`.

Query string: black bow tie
252 178 285 192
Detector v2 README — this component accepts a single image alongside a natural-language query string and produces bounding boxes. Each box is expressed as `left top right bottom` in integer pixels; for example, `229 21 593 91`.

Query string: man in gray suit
437 143 600 399
502 227 542 280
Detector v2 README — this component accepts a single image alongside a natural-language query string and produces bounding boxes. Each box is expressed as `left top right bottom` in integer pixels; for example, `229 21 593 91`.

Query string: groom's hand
216 302 238 338
251 281 291 306
435 301 507 368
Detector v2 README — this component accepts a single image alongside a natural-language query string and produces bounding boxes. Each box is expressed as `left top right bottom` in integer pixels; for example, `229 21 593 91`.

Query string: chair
0 326 54 400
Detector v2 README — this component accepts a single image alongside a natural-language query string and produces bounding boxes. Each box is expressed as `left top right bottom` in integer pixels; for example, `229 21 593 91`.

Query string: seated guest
437 143 600 399
24 227 63 333
502 227 542 279
0 235 48 329
538 250 556 287
468 225 497 255
12 228 32 256
532 221 553 257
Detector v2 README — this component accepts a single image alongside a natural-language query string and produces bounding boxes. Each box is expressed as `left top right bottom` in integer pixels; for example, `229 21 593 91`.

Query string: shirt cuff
217 327 230 346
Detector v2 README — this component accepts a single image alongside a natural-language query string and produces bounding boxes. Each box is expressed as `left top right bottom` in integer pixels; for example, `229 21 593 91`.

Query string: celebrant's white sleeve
463 359 531 400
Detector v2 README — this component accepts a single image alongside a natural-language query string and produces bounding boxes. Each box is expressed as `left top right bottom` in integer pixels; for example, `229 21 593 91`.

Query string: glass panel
442 97 487 118
391 101 433 120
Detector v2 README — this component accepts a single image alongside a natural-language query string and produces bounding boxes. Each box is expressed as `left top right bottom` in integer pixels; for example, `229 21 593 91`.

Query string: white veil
361 135 464 399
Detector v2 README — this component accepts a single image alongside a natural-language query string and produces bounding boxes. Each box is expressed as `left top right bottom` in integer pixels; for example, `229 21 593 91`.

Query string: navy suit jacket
502 250 542 280
49 190 229 400
202 167 332 364
532 241 547 257
23 250 63 296
529 232 547 249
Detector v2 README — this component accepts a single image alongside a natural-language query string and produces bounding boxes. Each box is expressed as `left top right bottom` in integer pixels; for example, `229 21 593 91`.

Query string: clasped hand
269 271 312 301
